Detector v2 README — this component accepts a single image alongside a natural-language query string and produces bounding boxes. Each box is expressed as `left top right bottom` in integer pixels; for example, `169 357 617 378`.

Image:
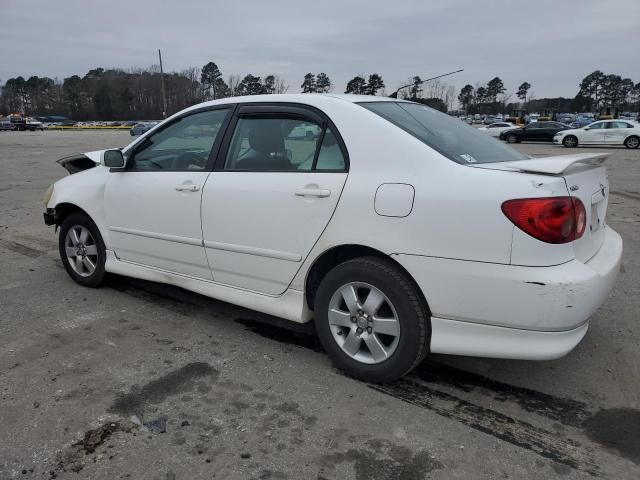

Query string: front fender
47 166 112 248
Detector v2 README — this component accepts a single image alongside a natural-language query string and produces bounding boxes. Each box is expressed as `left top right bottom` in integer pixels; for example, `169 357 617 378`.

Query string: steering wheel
172 151 205 170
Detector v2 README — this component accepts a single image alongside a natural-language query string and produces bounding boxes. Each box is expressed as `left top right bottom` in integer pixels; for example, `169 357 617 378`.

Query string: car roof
175 93 406 117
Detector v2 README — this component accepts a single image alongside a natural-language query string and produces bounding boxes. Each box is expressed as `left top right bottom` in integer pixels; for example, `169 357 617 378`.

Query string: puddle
584 408 640 464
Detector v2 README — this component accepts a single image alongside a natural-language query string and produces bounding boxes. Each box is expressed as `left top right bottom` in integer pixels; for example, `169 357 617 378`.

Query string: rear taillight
502 197 586 244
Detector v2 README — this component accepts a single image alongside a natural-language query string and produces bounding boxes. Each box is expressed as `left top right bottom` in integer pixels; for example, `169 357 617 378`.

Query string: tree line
2 62 638 120
457 71 640 115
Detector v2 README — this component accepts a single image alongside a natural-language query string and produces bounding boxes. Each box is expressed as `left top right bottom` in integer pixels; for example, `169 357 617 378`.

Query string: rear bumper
429 317 588 360
393 227 622 359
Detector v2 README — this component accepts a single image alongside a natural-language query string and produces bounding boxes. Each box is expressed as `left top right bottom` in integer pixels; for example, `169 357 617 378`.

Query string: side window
224 116 321 171
130 109 228 171
608 121 630 129
588 122 604 129
315 128 346 170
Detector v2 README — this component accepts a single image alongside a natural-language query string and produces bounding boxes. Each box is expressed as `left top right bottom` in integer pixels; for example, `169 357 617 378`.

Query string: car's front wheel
314 257 429 382
563 135 578 148
59 212 107 288
506 133 519 143
625 136 639 149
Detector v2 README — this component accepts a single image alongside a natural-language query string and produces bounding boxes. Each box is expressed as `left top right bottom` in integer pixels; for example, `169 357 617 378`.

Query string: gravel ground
1 130 639 480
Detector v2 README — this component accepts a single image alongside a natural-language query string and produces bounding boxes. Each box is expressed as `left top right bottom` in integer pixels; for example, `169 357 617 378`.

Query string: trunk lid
473 153 610 263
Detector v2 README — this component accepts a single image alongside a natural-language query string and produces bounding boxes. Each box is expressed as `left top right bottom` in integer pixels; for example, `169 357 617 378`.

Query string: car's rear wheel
314 257 429 382
563 135 578 148
625 136 639 149
506 133 519 144
59 212 107 288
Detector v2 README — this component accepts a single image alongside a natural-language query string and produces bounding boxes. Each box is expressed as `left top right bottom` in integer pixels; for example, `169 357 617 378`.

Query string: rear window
359 102 528 164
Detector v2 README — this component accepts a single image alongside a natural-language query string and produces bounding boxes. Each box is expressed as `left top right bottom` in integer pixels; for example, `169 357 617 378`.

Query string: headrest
248 121 284 153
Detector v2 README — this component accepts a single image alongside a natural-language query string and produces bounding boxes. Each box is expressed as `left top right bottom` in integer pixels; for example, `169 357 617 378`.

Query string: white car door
580 121 606 144
201 105 348 295
604 121 630 145
104 107 232 279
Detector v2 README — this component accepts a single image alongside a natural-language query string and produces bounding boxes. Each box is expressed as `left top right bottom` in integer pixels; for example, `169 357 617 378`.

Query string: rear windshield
359 102 528 164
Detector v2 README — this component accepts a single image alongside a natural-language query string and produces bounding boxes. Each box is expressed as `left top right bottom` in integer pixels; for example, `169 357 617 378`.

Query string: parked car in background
43 94 621 382
572 117 593 129
478 122 518 137
130 122 158 136
0 117 14 131
500 121 571 143
26 118 46 131
554 120 640 149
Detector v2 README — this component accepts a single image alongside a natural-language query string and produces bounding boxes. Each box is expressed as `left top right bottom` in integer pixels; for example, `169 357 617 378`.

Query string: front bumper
43 208 56 226
553 137 562 144
393 227 622 359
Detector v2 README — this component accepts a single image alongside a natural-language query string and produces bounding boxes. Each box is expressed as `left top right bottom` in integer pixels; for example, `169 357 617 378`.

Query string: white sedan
554 119 640 148
43 94 622 382
478 121 517 137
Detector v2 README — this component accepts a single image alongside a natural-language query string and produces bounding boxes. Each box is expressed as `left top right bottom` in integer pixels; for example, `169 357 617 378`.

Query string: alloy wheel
64 225 99 277
327 282 400 364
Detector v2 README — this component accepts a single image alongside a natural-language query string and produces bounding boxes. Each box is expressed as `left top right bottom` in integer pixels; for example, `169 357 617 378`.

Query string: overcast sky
1 0 638 99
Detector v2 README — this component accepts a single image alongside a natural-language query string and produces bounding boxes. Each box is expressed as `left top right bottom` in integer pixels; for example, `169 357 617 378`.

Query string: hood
57 150 106 174
470 152 610 175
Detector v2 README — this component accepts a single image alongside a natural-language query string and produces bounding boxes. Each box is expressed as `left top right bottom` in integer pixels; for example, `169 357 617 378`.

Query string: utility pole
158 49 167 119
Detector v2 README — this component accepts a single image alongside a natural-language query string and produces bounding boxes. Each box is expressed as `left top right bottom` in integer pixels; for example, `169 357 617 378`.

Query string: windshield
359 102 528 164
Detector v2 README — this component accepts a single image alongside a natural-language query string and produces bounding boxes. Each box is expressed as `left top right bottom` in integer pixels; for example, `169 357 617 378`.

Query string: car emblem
569 184 579 192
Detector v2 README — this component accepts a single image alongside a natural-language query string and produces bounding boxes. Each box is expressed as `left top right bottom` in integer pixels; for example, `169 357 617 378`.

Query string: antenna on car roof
388 69 464 99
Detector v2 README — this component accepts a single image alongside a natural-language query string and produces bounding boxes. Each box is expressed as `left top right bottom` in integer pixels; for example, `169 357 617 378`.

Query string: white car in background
478 122 517 137
43 94 622 382
554 119 640 149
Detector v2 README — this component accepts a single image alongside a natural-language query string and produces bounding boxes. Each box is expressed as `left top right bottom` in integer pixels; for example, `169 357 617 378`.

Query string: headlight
43 184 54 205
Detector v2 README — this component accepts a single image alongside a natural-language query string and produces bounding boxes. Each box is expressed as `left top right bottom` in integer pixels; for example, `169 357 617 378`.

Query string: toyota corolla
43 94 622 382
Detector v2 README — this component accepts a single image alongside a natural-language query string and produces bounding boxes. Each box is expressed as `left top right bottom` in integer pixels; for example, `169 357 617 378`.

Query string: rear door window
360 102 527 164
224 114 347 172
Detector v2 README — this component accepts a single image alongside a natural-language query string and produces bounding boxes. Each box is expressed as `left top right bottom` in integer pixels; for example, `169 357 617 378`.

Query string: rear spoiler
471 153 610 175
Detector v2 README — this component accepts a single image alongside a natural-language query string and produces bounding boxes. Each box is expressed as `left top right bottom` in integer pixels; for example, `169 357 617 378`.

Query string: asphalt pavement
1 130 639 479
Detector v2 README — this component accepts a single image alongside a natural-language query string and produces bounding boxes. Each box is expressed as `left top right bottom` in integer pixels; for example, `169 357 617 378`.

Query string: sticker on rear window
460 154 477 163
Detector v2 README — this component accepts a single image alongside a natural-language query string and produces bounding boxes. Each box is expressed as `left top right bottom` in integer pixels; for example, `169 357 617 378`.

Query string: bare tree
273 76 289 94
227 74 241 97
444 85 456 111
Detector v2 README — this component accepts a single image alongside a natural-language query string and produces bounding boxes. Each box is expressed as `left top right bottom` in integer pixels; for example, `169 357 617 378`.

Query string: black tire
506 133 519 144
563 135 578 148
58 212 107 288
624 136 639 149
314 256 429 383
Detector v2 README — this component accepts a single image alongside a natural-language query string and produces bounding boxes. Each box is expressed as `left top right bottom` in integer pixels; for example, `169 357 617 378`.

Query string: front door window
130 108 229 171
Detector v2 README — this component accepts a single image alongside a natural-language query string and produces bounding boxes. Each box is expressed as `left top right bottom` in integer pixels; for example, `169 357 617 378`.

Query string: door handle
175 183 200 192
295 187 331 198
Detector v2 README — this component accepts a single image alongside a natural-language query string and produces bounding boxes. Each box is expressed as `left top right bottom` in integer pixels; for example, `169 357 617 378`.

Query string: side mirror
103 149 126 169
584 127 590 131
